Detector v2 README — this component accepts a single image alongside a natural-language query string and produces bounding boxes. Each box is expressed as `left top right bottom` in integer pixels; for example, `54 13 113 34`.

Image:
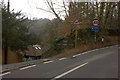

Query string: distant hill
24 18 51 35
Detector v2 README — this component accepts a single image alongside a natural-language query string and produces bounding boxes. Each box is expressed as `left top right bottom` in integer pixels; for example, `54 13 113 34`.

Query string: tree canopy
2 6 38 51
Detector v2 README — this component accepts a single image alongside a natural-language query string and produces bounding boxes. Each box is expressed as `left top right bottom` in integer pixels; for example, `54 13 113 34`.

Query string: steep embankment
50 36 118 59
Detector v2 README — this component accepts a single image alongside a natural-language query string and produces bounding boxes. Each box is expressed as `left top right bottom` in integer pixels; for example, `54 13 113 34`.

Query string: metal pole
94 31 96 43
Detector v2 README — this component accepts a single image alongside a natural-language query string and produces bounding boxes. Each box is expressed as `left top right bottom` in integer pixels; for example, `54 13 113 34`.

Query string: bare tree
35 0 69 20
63 0 69 17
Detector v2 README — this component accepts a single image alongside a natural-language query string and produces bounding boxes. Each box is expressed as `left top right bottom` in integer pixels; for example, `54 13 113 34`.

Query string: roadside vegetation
40 1 118 59
2 1 119 64
50 36 118 59
2 4 40 64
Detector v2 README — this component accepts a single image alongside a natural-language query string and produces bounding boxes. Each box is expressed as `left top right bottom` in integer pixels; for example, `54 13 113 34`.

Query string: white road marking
100 47 109 49
100 47 105 49
20 65 36 70
0 72 11 76
52 62 88 80
92 49 99 51
82 51 91 54
59 58 67 60
73 54 81 57
73 45 118 58
73 46 113 58
73 49 98 57
82 46 112 55
44 61 53 64
81 52 85 54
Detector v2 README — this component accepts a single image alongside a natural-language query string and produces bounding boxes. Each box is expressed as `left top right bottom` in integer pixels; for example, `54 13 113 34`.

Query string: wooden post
4 0 10 64
75 26 78 48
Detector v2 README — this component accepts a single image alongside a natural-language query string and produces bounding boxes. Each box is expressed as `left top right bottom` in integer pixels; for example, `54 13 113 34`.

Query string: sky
3 0 119 20
4 0 60 20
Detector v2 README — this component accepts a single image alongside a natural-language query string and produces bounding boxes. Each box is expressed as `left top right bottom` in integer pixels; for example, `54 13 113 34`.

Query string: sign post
92 19 99 43
74 19 80 48
94 31 96 42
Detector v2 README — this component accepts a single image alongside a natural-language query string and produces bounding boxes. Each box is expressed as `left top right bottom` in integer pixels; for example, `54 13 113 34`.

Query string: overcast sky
3 0 119 20
4 0 62 20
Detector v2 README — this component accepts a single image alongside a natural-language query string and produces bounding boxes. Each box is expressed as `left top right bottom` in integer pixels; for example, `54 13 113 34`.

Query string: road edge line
19 65 36 70
0 72 11 77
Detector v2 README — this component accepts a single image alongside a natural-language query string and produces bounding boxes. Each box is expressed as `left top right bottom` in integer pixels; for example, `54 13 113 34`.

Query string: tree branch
36 7 53 13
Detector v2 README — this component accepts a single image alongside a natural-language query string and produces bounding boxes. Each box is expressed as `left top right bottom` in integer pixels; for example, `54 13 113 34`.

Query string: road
1 45 119 80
